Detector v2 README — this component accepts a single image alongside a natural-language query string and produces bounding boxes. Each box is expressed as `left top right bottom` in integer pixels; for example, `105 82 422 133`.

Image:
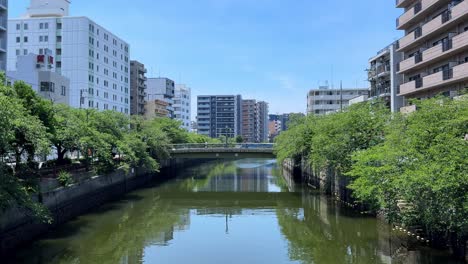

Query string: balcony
399 30 468 73
0 0 6 10
397 0 440 30
399 63 468 96
398 1 468 51
396 0 417 8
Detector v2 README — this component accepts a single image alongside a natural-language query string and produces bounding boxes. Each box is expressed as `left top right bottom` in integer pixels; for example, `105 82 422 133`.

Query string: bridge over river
168 143 276 159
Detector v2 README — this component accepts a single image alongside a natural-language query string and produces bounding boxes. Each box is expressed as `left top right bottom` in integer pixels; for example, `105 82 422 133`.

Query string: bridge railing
169 143 275 151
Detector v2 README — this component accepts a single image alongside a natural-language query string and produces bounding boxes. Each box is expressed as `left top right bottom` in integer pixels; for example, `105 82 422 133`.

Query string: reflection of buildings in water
199 166 270 193
196 208 242 216
174 209 191 231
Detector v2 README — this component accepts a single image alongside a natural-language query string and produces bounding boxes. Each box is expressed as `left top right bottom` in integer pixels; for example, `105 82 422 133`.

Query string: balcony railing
397 0 439 29
415 78 423 88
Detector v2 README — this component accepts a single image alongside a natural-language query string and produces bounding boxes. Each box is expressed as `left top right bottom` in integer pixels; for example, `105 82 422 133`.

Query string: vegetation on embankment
274 96 468 251
0 74 216 221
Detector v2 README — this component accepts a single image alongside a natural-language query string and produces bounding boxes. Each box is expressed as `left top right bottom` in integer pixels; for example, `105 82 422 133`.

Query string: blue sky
10 0 403 115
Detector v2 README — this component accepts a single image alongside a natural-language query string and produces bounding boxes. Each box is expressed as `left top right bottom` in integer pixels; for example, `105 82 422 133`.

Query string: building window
23 49 28 55
56 61 62 68
16 49 20 55
39 36 43 42
57 23 62 30
16 24 20 30
56 36 62 43
61 86 66 96
24 23 28 30
16 37 20 43
56 48 62 55
39 23 43 29
40 82 55 92
39 48 44 55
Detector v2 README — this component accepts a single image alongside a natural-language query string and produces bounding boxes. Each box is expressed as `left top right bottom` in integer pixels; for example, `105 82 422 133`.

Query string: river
6 159 463 264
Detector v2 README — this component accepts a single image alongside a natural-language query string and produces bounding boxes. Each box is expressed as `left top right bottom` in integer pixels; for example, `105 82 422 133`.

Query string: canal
7 159 463 264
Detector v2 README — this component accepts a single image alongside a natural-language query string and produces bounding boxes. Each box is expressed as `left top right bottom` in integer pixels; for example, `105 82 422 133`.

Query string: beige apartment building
144 99 169 120
396 0 468 107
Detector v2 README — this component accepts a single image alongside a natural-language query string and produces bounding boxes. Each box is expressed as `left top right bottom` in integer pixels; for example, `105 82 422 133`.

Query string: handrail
169 143 275 150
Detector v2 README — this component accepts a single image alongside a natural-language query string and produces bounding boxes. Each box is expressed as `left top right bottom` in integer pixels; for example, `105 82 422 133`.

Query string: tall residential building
368 41 404 112
147 77 175 118
8 0 130 113
7 51 69 104
144 99 169 120
0 0 7 71
174 84 191 130
256 101 269 143
268 113 303 142
197 95 242 138
130 60 147 115
396 0 468 111
241 99 269 143
307 86 369 115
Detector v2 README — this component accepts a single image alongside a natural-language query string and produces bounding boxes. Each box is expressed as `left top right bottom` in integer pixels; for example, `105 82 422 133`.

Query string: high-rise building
197 95 242 138
241 99 268 143
8 51 69 105
130 60 147 115
8 0 131 113
368 41 404 112
268 113 302 142
144 99 169 119
256 101 269 143
396 0 468 112
307 86 369 115
147 77 175 118
174 84 191 130
0 0 7 72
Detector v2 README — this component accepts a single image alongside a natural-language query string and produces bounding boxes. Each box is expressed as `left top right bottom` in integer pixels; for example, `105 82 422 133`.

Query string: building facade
307 86 369 115
256 101 269 143
241 99 269 143
396 0 468 110
197 95 242 138
368 41 404 112
144 99 169 119
8 52 69 104
8 0 130 113
147 77 175 118
174 84 191 130
130 60 147 115
0 0 7 71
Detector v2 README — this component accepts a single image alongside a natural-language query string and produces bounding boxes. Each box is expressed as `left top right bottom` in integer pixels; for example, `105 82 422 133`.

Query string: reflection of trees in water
276 193 389 264
14 191 191 264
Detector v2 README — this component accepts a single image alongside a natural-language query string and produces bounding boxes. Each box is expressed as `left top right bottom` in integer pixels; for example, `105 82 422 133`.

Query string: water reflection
7 159 462 264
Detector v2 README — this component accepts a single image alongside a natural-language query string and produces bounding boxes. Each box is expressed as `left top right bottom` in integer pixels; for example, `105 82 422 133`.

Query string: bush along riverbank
0 75 221 251
274 96 468 260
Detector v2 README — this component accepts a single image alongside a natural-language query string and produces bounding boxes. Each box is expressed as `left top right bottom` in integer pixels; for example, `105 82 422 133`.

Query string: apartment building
130 60 147 115
174 84 191 130
144 99 169 119
256 101 269 143
8 51 69 104
368 42 404 112
0 0 7 71
147 77 175 118
8 0 131 113
197 95 242 138
396 0 468 109
241 100 269 143
307 86 369 115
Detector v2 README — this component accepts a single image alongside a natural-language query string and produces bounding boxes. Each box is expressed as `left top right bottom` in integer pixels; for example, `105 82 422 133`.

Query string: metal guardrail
169 143 275 151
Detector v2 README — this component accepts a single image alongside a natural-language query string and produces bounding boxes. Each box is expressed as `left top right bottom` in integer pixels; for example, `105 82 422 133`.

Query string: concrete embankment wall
0 158 203 255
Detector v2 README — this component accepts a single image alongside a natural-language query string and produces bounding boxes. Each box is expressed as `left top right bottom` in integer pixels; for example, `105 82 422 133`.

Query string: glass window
16 24 20 30
24 36 28 43
24 24 28 30
61 86 66 96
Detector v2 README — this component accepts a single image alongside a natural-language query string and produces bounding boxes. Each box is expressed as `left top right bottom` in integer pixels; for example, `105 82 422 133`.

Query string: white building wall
8 16 130 113
174 84 191 130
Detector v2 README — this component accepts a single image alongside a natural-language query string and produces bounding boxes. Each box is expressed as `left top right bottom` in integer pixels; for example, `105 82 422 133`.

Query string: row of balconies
397 0 440 30
399 61 468 95
398 0 468 51
399 29 468 73
396 0 416 8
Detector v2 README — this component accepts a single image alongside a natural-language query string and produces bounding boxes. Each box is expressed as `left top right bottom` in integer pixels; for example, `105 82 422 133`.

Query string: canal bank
0 158 208 255
283 158 468 262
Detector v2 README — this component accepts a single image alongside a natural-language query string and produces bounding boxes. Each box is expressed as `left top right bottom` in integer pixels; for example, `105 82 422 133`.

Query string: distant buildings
144 99 169 119
130 60 147 115
197 95 242 138
0 0 7 71
8 0 131 113
393 0 468 112
8 51 69 105
268 113 303 142
368 42 404 112
307 86 369 115
147 78 175 118
174 84 191 130
241 100 269 143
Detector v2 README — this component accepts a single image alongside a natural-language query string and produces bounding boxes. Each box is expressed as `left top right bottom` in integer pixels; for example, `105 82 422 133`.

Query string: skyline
9 0 403 115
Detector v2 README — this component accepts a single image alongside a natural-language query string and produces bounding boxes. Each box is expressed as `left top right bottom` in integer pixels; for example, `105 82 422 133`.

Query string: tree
235 135 244 143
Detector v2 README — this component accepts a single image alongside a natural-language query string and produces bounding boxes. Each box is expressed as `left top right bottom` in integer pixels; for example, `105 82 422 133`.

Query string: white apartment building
7 0 130 113
174 84 192 130
8 52 69 105
0 0 7 71
307 86 369 115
